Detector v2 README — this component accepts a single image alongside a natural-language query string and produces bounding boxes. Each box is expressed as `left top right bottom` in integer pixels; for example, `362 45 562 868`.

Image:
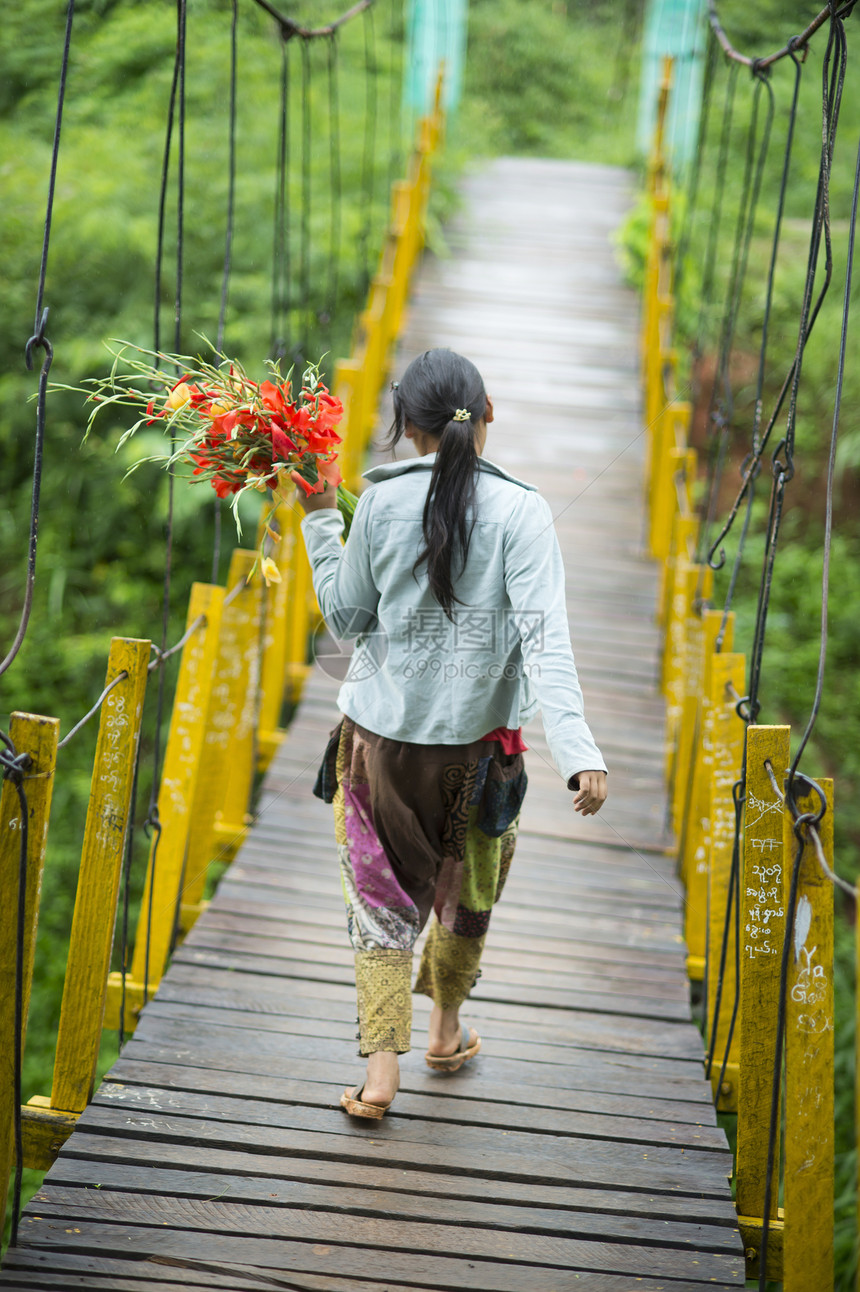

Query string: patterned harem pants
314 716 527 1055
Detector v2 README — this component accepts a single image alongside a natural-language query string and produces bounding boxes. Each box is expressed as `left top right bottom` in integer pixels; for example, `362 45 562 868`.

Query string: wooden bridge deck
1 160 746 1291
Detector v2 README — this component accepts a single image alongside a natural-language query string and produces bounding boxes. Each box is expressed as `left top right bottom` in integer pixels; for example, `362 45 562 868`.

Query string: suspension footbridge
1 5 857 1291
2 155 746 1292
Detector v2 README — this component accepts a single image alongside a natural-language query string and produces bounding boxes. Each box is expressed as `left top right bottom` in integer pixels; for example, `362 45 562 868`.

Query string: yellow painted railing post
657 479 697 637
216 557 264 850
0 711 59 1240
680 610 731 978
106 585 224 1024
705 652 746 1110
170 560 256 923
257 499 296 771
334 357 365 493
736 724 790 1276
783 778 834 1291
650 410 693 561
668 564 713 829
286 526 313 706
20 639 150 1167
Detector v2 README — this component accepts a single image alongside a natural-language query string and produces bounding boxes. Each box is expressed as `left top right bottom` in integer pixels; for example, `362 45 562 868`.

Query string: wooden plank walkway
1 159 746 1291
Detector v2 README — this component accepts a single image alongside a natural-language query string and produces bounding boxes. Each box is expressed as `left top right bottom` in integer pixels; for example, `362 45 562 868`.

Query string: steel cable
212 0 239 584
0 0 75 681
324 32 342 359
298 37 313 364
697 70 774 574
271 34 292 362
358 0 378 295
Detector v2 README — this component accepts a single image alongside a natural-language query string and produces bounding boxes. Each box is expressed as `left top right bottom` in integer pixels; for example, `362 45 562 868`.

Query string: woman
295 348 607 1118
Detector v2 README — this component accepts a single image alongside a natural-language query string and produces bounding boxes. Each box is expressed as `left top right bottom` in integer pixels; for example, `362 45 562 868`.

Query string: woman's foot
427 1003 465 1057
346 1049 400 1109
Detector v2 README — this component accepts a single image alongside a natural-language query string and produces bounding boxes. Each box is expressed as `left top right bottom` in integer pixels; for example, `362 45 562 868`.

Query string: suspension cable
271 33 291 361
212 0 239 583
0 0 75 681
298 37 313 364
324 31 342 358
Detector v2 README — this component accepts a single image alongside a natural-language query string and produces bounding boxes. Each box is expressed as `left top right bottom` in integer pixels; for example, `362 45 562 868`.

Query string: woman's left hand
571 770 608 816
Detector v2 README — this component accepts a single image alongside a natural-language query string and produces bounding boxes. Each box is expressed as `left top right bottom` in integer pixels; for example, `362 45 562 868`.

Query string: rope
0 0 75 681
1 733 33 1247
707 0 856 70
249 0 372 41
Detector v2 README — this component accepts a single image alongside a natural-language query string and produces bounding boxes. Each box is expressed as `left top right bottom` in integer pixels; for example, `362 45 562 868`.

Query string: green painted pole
637 0 707 168
405 0 467 116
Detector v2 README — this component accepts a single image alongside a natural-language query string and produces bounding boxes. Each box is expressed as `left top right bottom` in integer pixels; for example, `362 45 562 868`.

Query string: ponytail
387 349 486 618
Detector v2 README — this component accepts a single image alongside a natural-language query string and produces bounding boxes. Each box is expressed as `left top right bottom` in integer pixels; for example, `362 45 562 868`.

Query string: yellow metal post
651 430 693 563
46 639 150 1123
737 725 790 1245
783 778 834 1291
669 565 713 831
182 553 260 869
0 711 59 1240
680 610 730 977
257 499 296 771
705 652 746 1109
108 586 223 1022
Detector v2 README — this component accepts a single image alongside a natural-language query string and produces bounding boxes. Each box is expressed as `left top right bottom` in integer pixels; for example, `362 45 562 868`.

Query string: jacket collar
362 453 538 492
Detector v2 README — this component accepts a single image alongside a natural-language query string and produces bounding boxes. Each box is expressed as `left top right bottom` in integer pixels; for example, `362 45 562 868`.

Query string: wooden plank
89 1075 727 1153
132 991 708 1065
53 1132 739 1226
70 1103 733 1198
106 1053 715 1126
30 1174 742 1253
29 1181 746 1277
13 1218 746 1288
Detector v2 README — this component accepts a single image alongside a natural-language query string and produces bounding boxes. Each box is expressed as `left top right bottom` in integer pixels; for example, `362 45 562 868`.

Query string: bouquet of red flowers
66 342 358 582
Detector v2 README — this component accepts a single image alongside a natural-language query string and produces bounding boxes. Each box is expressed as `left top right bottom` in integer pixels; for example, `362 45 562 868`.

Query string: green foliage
452 0 641 162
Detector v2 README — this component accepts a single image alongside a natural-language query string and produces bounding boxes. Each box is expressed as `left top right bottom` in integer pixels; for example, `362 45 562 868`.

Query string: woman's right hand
571 770 607 816
290 472 338 514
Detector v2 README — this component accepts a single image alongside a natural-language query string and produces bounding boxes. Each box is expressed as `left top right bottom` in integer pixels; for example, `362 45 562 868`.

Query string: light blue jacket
300 455 606 784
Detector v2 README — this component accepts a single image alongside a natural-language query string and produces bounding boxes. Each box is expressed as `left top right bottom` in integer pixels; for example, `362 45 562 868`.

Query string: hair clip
390 380 399 392
453 408 471 422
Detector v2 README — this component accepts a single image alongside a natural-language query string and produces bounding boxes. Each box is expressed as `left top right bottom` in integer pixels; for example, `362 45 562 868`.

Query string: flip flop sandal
424 1023 482 1072
340 1081 393 1119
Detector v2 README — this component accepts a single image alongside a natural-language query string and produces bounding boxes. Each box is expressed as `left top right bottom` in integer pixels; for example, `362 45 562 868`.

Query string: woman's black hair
388 349 487 618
